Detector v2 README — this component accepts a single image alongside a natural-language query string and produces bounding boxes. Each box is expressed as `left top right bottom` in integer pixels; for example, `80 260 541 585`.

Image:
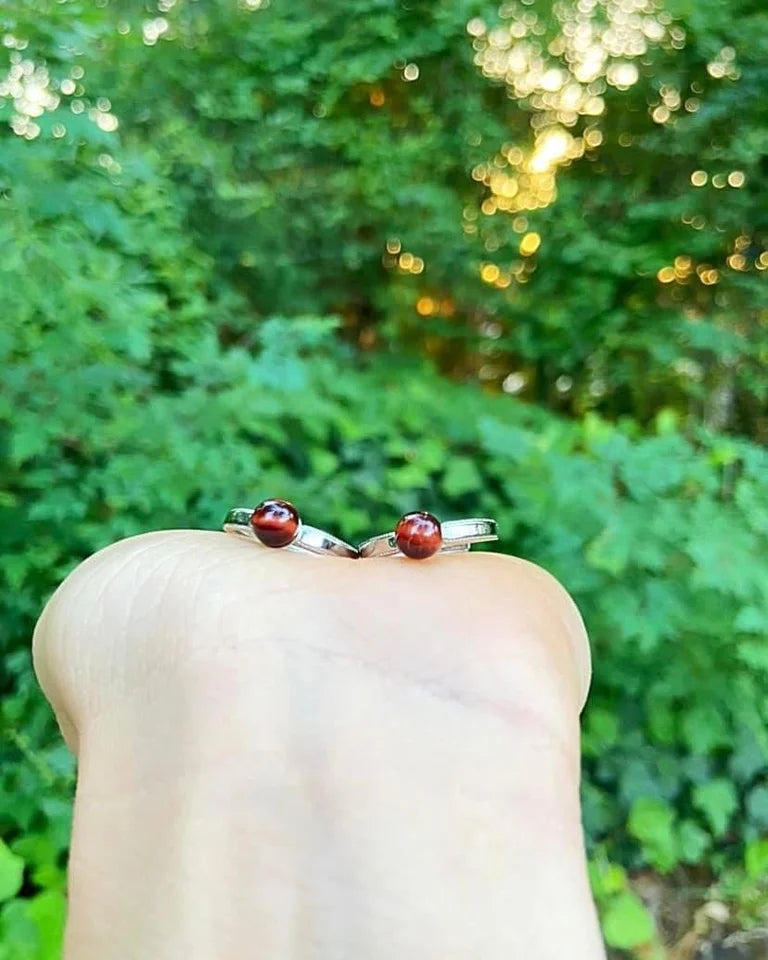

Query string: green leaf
582 707 620 755
9 428 50 466
628 798 678 872
730 732 768 783
734 605 768 633
746 785 768 830
588 858 627 898
737 641 768 672
585 524 632 575
0 898 38 955
441 457 483 498
0 841 24 902
677 819 710 864
602 892 655 949
745 838 768 880
692 780 738 837
681 706 729 755
27 890 66 958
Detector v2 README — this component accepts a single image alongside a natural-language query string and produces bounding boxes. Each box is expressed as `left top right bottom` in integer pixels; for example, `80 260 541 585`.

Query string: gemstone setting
250 499 300 548
394 511 443 559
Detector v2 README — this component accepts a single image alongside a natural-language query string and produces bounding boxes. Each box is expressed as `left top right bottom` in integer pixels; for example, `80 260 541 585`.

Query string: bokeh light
468 0 674 252
1 36 119 140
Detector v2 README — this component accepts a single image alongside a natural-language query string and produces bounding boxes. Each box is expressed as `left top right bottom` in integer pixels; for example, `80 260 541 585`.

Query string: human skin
33 530 606 960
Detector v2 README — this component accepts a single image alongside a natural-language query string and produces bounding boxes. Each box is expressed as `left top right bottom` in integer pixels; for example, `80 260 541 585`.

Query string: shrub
2 312 767 955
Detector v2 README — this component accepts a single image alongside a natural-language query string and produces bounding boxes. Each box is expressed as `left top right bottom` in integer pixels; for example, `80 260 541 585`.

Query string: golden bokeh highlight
466 0 676 284
656 231 767 288
727 253 746 271
519 232 541 256
389 249 425 276
416 296 435 316
706 46 740 81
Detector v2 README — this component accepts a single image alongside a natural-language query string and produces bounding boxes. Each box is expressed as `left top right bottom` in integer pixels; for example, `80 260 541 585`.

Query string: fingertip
477 553 592 711
32 530 229 749
382 551 591 714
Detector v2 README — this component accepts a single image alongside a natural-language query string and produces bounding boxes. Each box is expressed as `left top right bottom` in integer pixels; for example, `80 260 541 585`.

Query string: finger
34 530 591 745
34 530 602 960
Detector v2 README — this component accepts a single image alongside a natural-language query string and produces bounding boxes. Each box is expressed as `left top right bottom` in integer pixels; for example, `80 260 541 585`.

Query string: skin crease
33 530 606 960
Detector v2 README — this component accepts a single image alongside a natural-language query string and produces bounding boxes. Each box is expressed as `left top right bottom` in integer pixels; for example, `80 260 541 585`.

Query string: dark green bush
3 308 767 954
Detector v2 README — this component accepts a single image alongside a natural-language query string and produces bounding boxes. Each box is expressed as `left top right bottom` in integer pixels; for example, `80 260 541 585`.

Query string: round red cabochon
394 511 443 559
250 499 300 548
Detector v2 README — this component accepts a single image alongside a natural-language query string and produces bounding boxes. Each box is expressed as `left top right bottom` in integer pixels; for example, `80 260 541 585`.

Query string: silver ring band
358 518 498 559
223 508 359 559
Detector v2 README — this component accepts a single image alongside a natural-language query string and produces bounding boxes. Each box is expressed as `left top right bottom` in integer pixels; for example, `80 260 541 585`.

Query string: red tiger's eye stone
395 511 443 560
250 499 300 548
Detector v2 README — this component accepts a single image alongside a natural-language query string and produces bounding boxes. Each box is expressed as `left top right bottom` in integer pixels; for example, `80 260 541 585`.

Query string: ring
223 499 359 559
358 511 498 560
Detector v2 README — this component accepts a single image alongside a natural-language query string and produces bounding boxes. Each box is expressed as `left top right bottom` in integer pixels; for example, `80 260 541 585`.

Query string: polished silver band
358 518 498 559
223 507 359 559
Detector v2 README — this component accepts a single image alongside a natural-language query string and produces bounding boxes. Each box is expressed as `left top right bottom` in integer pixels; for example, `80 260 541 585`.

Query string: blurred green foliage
1 0 767 956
